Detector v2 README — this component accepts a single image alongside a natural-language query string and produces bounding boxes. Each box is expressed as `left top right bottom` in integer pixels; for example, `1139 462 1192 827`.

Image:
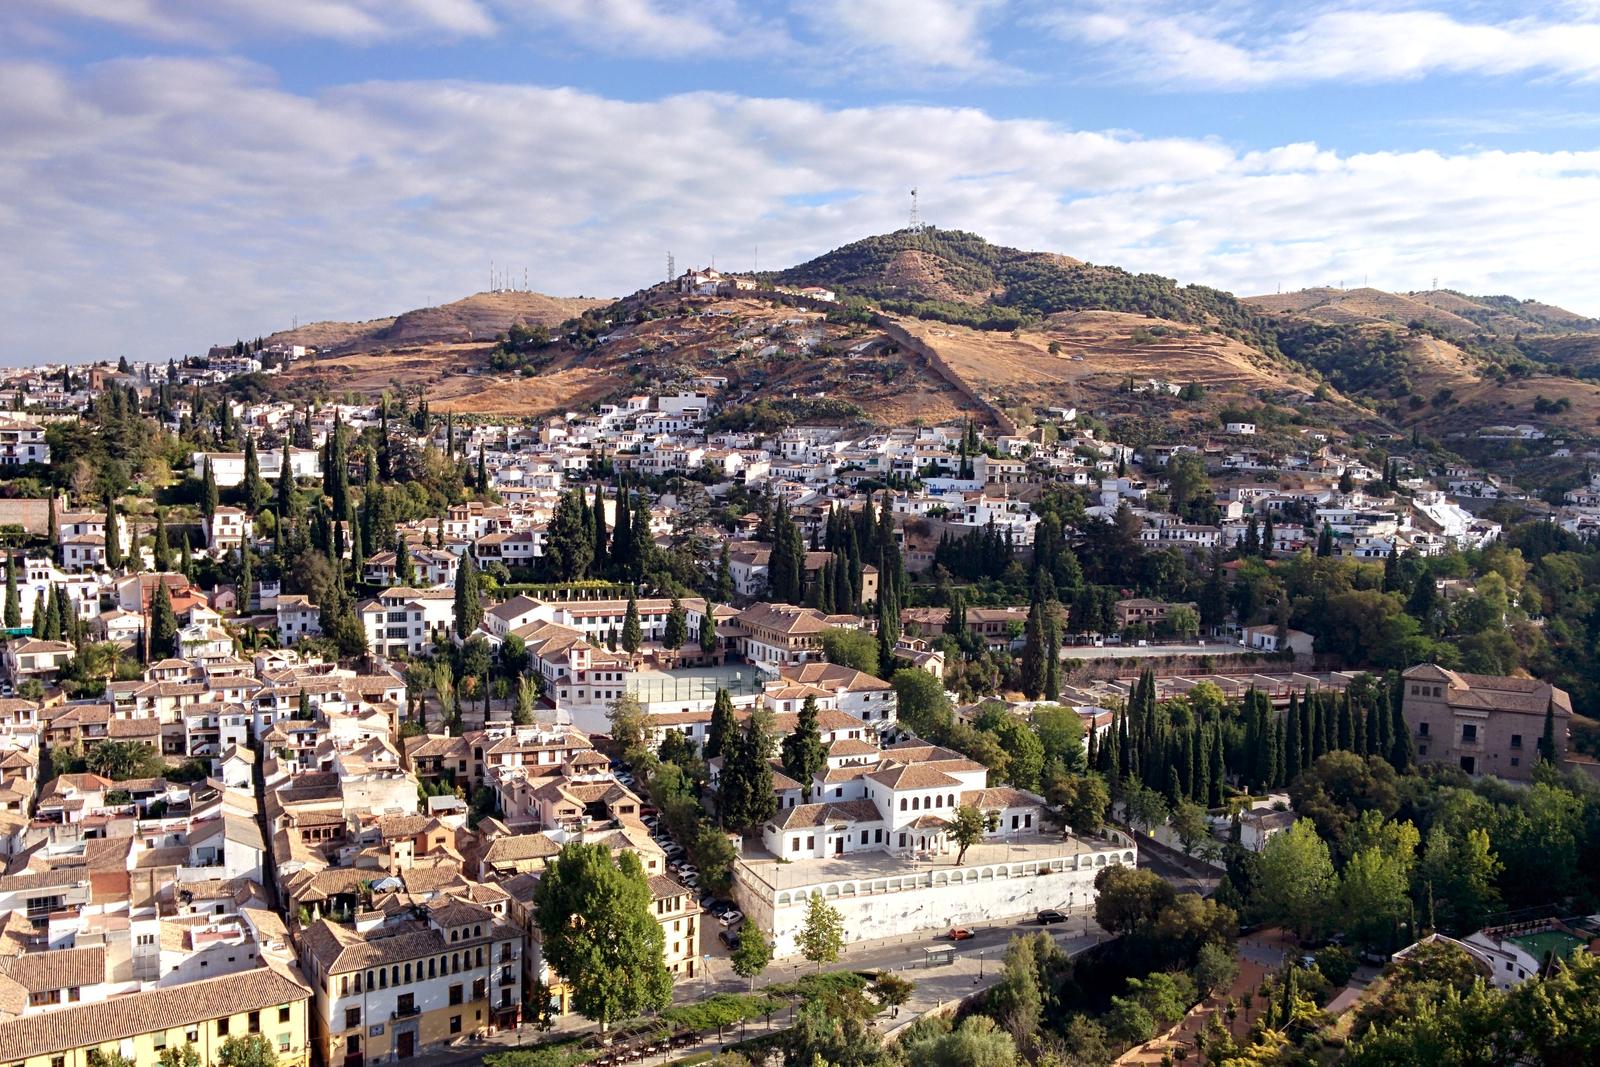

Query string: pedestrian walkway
409 909 1109 1067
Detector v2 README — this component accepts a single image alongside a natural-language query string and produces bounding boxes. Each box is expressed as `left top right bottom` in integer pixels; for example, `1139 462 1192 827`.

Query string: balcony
391 1004 420 1020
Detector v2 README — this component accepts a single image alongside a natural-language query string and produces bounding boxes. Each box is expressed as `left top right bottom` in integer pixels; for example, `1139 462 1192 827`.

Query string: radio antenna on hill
667 252 675 284
908 188 921 232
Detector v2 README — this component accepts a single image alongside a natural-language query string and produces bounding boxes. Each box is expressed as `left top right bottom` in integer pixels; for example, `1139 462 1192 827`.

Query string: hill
266 290 607 355
773 228 1274 349
1243 286 1597 339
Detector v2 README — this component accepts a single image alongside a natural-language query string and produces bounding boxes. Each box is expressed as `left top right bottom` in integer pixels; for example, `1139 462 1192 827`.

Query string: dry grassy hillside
890 310 1324 416
267 291 607 355
276 292 970 422
1243 287 1481 334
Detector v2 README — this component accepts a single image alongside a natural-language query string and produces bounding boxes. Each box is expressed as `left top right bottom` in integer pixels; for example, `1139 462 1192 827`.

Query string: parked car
718 929 741 949
1036 910 1067 925
718 909 743 927
948 928 975 941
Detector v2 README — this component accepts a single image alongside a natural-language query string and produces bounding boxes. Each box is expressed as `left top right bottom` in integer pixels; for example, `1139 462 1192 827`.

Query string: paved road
1060 642 1252 661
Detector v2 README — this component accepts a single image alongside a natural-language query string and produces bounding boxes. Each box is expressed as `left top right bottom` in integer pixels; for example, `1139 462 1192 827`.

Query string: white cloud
8 0 497 44
1042 3 1600 88
3 57 1600 363
495 0 776 57
799 0 1009 75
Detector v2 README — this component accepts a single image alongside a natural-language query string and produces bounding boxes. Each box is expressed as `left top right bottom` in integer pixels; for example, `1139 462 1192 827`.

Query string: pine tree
621 591 642 653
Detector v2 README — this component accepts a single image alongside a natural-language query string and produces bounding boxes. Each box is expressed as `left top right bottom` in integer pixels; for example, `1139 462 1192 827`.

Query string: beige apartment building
1401 664 1571 782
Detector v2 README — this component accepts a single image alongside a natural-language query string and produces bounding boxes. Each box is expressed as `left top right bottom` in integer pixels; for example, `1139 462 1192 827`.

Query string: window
1511 757 1520 767
278 1034 292 1052
1462 724 1477 742
1418 722 1429 736
1511 734 1523 748
806 835 814 849
450 984 464 1006
249 1011 261 1034
450 1015 462 1035
345 1007 361 1030
279 1006 291 1024
217 1018 231 1037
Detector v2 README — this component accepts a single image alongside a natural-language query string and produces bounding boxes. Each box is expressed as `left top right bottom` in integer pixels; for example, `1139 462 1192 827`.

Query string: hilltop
1244 286 1597 338
773 228 1274 349
266 290 607 356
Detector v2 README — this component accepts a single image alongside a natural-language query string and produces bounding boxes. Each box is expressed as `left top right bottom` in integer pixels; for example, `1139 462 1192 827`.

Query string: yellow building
299 897 523 1066
0 964 312 1067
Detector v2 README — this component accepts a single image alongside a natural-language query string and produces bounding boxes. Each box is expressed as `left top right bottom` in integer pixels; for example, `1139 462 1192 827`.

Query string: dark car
1036 909 1067 925
718 929 741 949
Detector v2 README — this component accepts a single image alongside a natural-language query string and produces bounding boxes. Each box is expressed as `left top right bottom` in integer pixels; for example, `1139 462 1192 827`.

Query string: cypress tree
592 486 608 575
1316 523 1333 557
663 594 686 651
454 552 482 638
477 444 488 493
326 413 349 514
1273 714 1287 788
621 591 642 653
153 509 172 572
202 458 219 519
1539 700 1557 763
612 480 632 576
239 547 253 614
1020 598 1048 700
30 590 46 638
278 437 297 521
1352 698 1368 756
1097 713 1116 777
179 532 193 579
242 435 267 512
1388 691 1413 772
395 535 414 587
1166 765 1183 807
1209 725 1226 806
103 496 123 571
1338 692 1355 752
628 496 654 583
3 553 18 630
151 581 178 655
700 602 718 655
704 687 736 761
1284 691 1302 777
1043 604 1061 702
1370 684 1391 760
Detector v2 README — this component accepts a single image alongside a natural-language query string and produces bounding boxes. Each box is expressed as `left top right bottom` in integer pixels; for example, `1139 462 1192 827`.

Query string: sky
5 1 1600 363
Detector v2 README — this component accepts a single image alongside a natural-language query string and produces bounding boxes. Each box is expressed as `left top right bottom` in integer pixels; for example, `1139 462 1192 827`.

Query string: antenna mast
908 188 921 232
667 251 675 285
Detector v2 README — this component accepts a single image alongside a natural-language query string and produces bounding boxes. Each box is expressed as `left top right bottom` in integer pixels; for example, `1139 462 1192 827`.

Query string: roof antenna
908 188 921 232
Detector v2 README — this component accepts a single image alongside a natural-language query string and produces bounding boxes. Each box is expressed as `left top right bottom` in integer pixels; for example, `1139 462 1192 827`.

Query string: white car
718 909 743 927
